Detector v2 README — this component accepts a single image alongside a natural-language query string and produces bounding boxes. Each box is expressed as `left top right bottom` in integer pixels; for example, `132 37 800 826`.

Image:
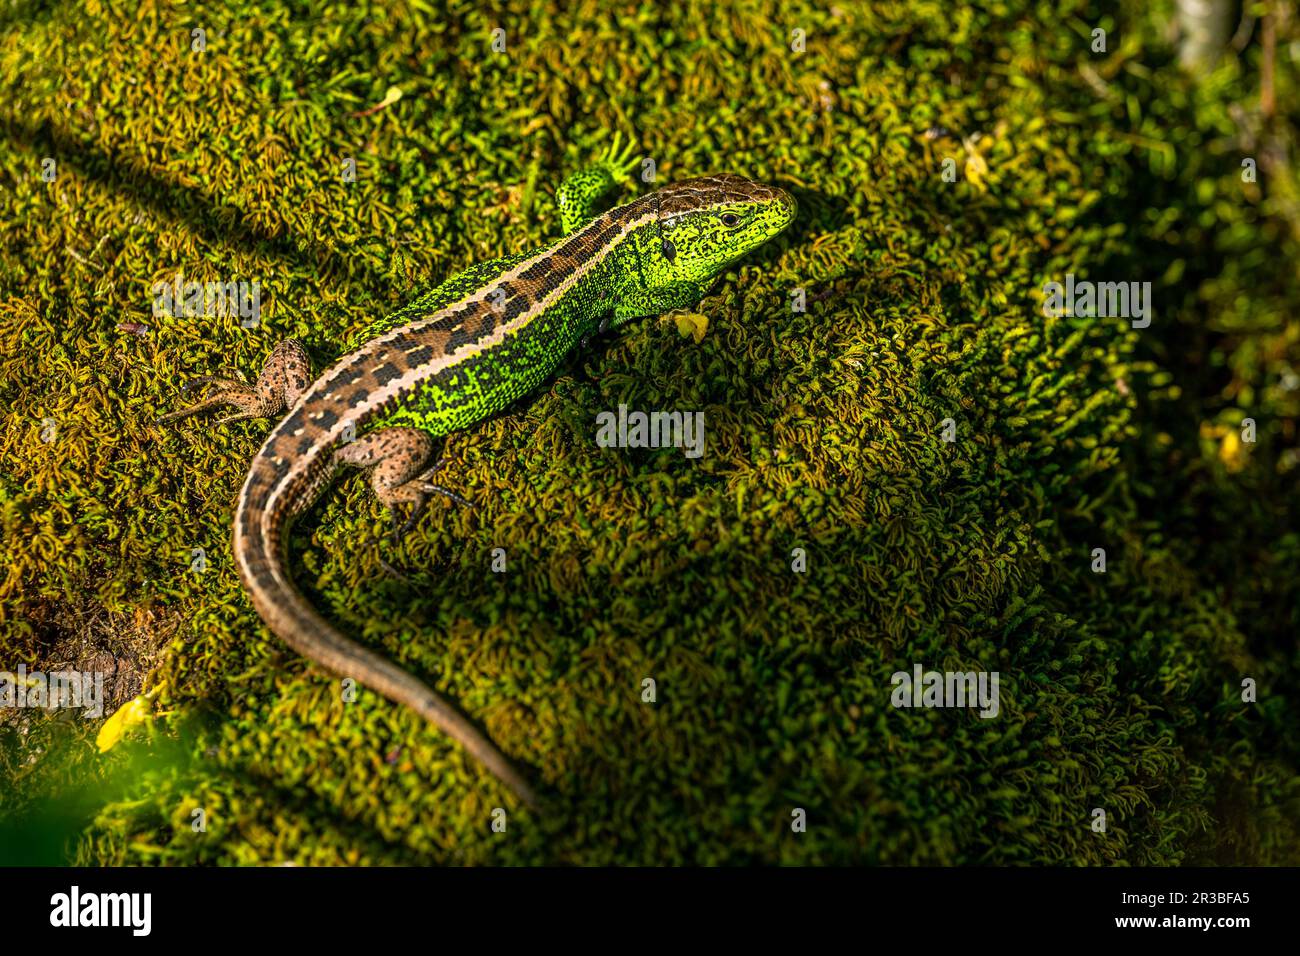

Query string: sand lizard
161 139 796 809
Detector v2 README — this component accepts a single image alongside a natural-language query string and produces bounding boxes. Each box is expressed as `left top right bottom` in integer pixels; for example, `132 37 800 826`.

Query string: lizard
159 137 796 811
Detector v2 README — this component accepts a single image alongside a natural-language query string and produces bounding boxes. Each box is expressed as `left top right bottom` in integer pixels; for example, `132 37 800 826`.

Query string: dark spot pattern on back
371 362 402 387
405 344 434 366
239 200 652 529
519 256 553 282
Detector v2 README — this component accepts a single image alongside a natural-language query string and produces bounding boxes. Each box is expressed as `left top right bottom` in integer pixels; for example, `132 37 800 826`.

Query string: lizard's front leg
555 132 640 233
158 338 312 425
613 280 705 325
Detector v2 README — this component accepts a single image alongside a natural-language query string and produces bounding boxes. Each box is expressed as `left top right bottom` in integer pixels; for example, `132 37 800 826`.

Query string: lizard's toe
181 373 248 394
157 383 263 425
415 482 474 509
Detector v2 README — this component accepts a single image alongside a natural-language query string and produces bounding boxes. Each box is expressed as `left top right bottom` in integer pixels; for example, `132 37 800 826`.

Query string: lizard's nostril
771 188 797 225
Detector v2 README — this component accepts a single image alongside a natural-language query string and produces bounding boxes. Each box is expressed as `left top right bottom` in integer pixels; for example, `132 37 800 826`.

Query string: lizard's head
642 174 796 286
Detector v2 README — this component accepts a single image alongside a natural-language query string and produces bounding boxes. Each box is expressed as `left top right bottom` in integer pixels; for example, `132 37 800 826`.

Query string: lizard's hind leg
331 426 539 810
158 338 312 425
334 427 472 542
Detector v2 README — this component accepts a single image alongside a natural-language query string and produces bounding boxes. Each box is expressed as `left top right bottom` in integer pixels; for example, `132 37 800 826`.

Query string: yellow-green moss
1 0 1297 865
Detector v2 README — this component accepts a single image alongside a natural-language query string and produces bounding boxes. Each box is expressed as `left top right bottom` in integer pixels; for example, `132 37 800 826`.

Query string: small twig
1261 8 1275 119
67 247 103 271
350 86 402 119
1230 10 1256 51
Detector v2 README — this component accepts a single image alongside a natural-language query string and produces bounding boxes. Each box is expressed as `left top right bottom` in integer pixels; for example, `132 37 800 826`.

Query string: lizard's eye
720 213 740 226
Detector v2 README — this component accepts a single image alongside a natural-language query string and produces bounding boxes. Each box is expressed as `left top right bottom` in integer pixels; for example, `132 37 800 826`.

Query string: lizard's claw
416 482 474 509
375 482 473 580
601 131 641 185
390 503 426 545
180 370 249 394
386 476 474 546
412 454 474 509
392 482 475 540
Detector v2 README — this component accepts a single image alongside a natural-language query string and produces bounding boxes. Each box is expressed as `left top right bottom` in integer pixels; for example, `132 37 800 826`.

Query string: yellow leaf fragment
96 695 151 753
672 312 709 343
1219 429 1244 471
964 149 989 193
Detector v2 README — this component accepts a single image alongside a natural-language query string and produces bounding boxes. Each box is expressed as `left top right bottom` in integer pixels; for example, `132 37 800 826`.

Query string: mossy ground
1 0 1297 865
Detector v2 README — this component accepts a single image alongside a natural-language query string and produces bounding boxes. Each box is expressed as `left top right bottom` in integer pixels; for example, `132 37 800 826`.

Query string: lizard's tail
233 475 541 811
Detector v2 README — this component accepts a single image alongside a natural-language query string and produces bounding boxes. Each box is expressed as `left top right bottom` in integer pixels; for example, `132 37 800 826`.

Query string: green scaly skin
161 138 797 809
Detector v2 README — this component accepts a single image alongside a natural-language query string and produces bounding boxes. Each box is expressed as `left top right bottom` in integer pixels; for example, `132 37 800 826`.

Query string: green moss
1 0 1297 865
